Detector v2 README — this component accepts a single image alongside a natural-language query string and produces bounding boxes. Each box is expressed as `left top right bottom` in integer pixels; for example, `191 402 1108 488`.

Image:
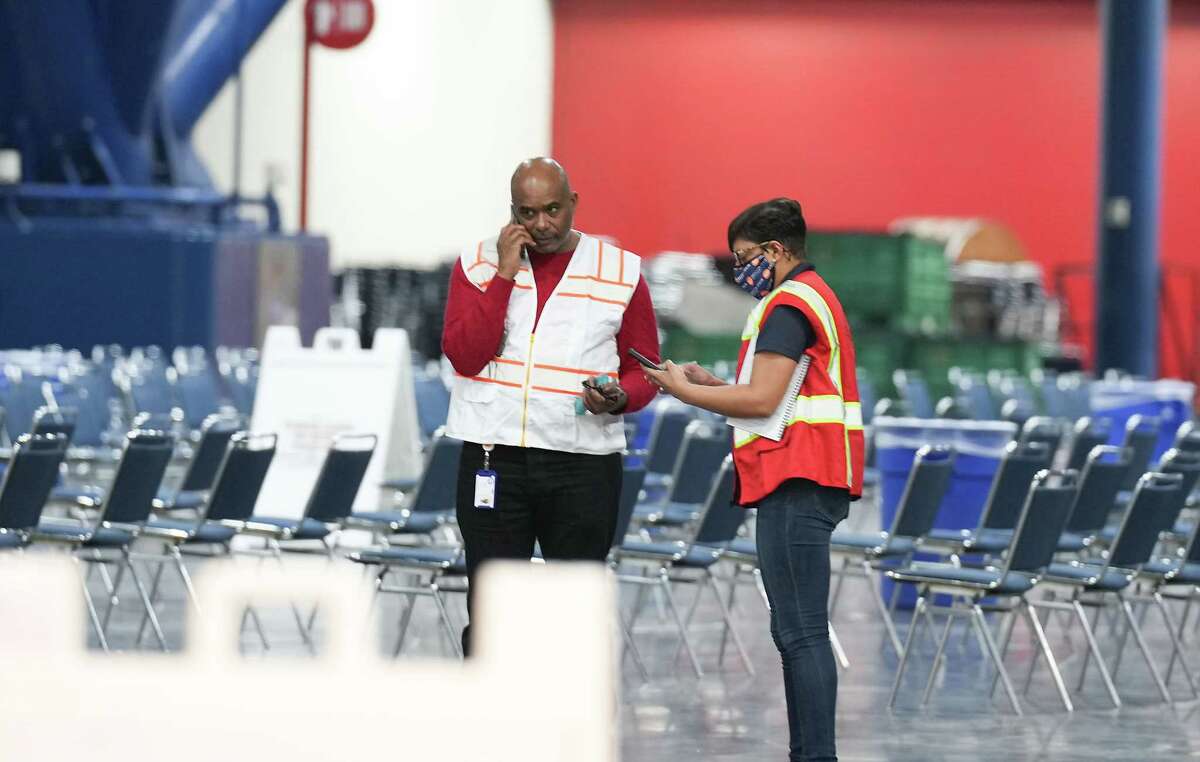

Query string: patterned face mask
733 254 774 299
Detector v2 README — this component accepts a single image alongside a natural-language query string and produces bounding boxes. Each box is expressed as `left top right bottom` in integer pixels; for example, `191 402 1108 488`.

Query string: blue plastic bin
1091 380 1195 461
874 417 1018 608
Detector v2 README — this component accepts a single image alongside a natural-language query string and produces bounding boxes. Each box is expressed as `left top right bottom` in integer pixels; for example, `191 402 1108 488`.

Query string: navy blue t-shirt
755 263 816 360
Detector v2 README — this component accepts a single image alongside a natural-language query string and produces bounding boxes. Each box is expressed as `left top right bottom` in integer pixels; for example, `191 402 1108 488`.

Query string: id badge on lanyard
474 444 497 509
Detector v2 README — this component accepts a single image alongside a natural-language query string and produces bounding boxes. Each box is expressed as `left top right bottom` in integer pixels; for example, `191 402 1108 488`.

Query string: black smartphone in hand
627 347 664 371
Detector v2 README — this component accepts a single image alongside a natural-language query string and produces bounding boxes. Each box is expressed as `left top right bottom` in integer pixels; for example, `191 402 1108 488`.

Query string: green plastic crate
661 329 742 369
906 338 1041 400
806 232 951 336
851 329 907 399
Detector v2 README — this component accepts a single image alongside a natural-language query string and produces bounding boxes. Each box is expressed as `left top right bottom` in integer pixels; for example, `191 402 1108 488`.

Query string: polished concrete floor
51 497 1200 761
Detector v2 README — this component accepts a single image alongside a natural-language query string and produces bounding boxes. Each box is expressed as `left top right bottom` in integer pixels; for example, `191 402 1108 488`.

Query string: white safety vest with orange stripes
444 233 640 455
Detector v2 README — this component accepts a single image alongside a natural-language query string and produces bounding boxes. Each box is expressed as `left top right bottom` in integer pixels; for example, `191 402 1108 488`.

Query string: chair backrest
1174 420 1200 455
1064 445 1133 534
0 434 69 532
889 445 956 539
1119 414 1161 491
611 467 647 548
98 430 175 525
1106 471 1185 571
1003 469 1079 575
1156 448 1200 520
692 457 742 546
893 370 934 419
413 374 451 441
50 375 110 448
1018 417 1064 462
665 422 732 505
1065 416 1113 472
955 372 998 420
644 404 696 476
31 406 76 444
408 432 464 514
223 362 259 416
304 434 377 523
126 370 177 418
202 432 277 522
979 440 1053 531
178 415 242 492
1183 514 1200 566
175 369 224 430
1 368 52 442
856 369 877 427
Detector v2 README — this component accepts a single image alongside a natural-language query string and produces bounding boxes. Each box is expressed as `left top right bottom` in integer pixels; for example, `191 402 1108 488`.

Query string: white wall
193 0 554 269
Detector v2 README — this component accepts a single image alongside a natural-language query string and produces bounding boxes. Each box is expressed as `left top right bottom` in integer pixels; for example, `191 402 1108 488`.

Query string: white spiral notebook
727 355 812 442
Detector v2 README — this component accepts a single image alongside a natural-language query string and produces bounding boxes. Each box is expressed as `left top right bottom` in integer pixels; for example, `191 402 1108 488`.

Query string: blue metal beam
1094 0 1167 377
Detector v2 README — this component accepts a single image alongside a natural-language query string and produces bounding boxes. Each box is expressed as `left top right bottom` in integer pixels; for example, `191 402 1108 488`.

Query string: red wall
552 0 1200 378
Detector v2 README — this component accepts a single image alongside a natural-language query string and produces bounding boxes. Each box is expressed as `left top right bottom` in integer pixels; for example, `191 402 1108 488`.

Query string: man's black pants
455 442 622 656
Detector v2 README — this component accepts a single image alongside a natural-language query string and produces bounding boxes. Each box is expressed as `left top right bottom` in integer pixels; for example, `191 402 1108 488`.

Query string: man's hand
497 223 534 280
582 379 628 415
681 362 725 387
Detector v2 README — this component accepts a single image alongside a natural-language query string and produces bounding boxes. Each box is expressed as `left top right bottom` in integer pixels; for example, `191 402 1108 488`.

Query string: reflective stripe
733 399 863 449
775 281 842 393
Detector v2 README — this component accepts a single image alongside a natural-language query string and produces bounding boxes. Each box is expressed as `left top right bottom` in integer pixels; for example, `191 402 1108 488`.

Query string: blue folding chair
1034 471 1186 707
893 369 936 419
640 402 697 495
1117 414 1161 492
1137 511 1200 694
615 456 752 677
1065 416 1113 472
137 432 277 649
32 430 175 652
923 440 1052 556
154 414 242 513
634 420 730 528
829 445 956 657
347 431 461 540
888 469 1079 714
175 367 227 431
0 433 70 551
1055 445 1131 553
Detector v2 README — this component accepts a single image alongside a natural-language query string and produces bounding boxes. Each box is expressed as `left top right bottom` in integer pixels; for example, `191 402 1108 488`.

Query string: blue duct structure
1094 0 1167 377
0 0 329 350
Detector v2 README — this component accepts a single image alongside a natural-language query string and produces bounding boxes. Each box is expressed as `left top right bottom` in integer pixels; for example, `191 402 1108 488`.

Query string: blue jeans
755 478 849 762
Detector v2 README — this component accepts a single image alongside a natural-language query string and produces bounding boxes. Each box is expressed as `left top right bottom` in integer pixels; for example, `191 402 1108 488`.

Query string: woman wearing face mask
643 198 863 762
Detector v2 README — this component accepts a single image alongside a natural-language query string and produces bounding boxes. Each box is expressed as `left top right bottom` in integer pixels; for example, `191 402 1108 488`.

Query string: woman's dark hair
726 197 807 256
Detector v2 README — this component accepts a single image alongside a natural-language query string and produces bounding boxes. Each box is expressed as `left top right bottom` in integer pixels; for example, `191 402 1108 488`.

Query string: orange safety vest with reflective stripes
444 233 640 455
731 268 865 504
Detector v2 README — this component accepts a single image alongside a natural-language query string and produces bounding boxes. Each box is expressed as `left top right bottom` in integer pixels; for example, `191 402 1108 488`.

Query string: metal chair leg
922 607 957 707
1075 601 1104 692
1165 592 1197 689
1023 602 1073 712
889 595 927 709
973 604 1021 715
100 555 127 637
718 565 742 667
430 583 463 660
618 605 650 683
1073 599 1121 708
135 548 169 648
1153 591 1198 698
77 559 109 653
391 591 418 658
828 555 850 620
862 560 904 657
1120 597 1172 703
707 569 754 675
829 622 850 670
126 550 168 652
660 570 703 678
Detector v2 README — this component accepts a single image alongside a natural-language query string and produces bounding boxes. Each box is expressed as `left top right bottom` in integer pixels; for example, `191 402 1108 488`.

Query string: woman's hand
642 360 690 398
681 362 725 387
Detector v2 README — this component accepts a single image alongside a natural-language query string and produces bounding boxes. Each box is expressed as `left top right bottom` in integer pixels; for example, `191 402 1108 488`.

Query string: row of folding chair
826 420 1199 714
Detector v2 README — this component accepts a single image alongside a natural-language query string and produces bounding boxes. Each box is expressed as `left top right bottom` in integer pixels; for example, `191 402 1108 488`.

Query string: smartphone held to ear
627 347 663 371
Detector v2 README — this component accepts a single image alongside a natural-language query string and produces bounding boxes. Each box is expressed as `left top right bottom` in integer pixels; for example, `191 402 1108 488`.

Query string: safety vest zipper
519 333 536 447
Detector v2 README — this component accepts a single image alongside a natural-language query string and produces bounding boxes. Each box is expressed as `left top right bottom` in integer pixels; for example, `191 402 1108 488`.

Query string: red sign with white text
306 0 374 50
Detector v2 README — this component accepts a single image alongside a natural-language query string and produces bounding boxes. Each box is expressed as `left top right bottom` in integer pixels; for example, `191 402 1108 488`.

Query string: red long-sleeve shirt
442 246 661 414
